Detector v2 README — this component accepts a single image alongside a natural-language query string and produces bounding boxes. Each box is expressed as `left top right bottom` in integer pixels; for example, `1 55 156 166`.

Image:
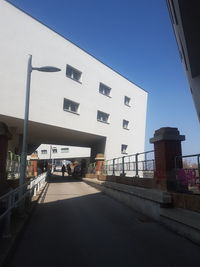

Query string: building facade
35 144 90 161
0 1 148 162
167 0 200 122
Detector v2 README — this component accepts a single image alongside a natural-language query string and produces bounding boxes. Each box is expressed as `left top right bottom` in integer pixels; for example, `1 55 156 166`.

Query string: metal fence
0 172 47 237
175 154 200 194
87 150 155 178
6 152 21 179
87 163 96 174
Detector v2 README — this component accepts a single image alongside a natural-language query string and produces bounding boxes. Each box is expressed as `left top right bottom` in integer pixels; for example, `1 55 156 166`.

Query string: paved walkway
7 175 200 267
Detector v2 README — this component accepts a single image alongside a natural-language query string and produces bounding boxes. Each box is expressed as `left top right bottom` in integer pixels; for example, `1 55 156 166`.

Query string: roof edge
6 0 148 93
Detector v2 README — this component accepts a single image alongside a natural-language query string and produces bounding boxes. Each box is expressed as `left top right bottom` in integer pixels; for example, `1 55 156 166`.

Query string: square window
52 147 57 153
41 150 47 154
63 98 79 114
66 65 82 82
121 144 128 154
124 96 131 106
61 147 69 153
99 83 111 97
123 120 129 129
97 110 110 123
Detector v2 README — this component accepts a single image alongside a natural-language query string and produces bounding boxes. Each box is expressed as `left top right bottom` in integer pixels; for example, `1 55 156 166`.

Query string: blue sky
7 0 199 155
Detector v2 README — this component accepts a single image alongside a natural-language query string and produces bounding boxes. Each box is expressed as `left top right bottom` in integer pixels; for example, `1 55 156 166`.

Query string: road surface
7 175 200 267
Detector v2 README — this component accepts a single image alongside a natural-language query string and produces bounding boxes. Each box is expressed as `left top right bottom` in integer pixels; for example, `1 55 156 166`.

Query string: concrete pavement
6 175 200 267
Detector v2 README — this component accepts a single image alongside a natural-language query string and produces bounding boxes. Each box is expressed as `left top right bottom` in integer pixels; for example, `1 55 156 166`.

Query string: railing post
29 180 33 203
3 190 12 238
135 153 139 177
113 158 115 176
34 185 37 197
122 156 125 176
144 152 147 171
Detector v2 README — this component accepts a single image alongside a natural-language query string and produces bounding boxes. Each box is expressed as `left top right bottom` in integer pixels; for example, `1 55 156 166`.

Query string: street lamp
19 54 61 187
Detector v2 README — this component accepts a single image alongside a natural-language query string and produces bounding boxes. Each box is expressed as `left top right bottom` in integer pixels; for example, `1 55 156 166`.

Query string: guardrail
87 151 155 178
103 150 154 177
0 172 47 238
175 154 200 194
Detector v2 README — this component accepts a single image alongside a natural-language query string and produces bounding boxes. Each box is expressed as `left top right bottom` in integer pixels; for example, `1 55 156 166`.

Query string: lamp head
33 66 61 72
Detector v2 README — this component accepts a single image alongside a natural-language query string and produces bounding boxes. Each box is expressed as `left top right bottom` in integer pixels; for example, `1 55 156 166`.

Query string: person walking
61 164 66 177
67 164 72 176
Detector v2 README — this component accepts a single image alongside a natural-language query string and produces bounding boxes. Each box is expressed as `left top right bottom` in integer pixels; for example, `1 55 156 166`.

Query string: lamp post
19 55 61 187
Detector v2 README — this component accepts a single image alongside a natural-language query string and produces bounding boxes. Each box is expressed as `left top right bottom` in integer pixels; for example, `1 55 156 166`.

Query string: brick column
0 122 12 192
30 153 39 177
95 154 104 175
32 160 38 177
150 127 185 191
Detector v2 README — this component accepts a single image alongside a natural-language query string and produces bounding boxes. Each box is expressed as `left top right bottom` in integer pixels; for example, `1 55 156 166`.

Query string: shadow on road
48 174 82 183
6 180 200 267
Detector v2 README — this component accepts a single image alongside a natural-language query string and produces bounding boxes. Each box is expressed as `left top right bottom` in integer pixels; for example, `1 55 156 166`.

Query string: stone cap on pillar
150 127 185 143
0 122 12 139
95 153 104 161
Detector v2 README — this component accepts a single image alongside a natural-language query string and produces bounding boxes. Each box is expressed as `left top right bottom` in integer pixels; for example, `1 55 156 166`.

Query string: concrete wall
83 178 200 245
0 1 147 160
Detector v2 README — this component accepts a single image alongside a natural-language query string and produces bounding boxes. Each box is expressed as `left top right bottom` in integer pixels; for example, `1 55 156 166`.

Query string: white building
0 0 148 162
35 144 90 161
167 0 200 122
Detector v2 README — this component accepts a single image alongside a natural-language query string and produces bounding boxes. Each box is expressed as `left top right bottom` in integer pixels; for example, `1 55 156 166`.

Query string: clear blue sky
7 0 200 155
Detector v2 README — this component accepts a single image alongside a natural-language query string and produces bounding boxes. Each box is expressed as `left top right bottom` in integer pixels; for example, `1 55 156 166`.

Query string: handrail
88 150 155 178
0 172 47 237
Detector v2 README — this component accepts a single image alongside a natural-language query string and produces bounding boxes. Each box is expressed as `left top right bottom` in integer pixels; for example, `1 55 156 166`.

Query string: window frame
123 120 129 130
66 64 82 83
52 147 57 153
61 147 69 153
97 110 110 124
99 82 111 97
121 144 128 154
63 98 80 115
41 149 47 154
124 96 131 107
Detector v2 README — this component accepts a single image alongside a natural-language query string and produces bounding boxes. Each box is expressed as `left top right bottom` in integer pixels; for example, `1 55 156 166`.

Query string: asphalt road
7 176 200 267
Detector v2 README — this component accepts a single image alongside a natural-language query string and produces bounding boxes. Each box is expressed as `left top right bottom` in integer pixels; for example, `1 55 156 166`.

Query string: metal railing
87 150 155 178
6 159 21 179
6 152 21 180
103 150 154 177
175 154 200 194
0 172 47 237
87 163 96 174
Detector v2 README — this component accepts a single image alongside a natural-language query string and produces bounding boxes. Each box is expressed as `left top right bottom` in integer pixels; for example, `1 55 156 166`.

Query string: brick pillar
32 160 38 177
0 122 12 193
95 154 104 175
150 127 185 191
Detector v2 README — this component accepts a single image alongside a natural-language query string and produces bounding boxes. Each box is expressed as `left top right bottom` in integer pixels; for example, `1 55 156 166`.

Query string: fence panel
102 150 154 178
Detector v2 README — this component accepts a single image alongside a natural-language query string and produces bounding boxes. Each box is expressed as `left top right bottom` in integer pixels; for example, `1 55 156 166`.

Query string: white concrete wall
36 144 90 160
0 1 148 160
